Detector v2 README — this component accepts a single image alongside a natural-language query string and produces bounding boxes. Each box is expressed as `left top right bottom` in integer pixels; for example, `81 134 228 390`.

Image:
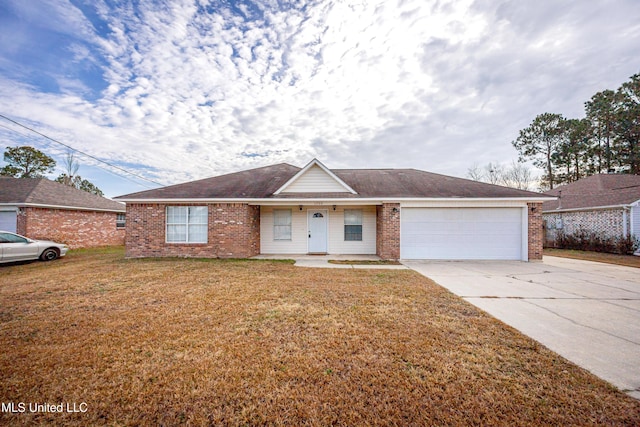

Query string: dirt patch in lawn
1 247 639 426
545 248 640 268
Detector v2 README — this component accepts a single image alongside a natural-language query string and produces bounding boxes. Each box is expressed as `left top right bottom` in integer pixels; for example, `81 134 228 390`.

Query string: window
116 213 126 228
166 206 208 243
273 209 292 240
344 209 363 241
0 232 27 243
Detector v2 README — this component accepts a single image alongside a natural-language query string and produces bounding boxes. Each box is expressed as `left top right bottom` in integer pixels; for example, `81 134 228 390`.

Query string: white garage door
401 208 524 260
0 211 17 233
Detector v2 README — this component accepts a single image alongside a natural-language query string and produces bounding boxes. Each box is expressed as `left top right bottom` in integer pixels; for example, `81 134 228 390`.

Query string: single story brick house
0 177 126 248
116 159 552 261
543 174 640 249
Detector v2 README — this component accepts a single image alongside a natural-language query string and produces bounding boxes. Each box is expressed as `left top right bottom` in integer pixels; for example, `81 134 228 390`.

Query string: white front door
308 210 328 253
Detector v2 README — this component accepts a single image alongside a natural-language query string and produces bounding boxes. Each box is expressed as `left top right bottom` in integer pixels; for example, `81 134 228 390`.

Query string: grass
545 248 640 268
1 247 639 426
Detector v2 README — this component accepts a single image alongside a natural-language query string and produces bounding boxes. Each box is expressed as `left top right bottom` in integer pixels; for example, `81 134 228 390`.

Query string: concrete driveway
403 256 640 399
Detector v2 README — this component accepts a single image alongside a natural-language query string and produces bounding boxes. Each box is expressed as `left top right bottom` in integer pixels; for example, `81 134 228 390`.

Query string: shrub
551 228 639 254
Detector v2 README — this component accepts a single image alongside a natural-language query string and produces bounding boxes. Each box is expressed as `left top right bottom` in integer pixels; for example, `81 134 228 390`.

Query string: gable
275 159 357 194
281 164 349 193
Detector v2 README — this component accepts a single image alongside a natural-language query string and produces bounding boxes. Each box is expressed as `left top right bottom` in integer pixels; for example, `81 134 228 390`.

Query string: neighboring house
116 159 551 261
543 174 640 247
0 177 126 248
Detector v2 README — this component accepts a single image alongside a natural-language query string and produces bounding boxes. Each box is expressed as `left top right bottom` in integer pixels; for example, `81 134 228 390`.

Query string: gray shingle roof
0 177 125 212
116 163 546 200
543 174 640 211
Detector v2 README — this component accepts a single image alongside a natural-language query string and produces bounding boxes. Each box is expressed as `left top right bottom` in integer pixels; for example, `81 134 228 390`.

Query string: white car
0 231 69 263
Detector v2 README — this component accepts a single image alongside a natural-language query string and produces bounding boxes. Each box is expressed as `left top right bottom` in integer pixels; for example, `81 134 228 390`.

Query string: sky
0 0 639 198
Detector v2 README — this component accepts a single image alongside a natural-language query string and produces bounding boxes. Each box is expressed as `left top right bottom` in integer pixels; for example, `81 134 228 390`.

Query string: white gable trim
274 159 357 195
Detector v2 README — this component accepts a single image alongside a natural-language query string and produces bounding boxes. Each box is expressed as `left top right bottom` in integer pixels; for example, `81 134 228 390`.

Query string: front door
308 210 328 253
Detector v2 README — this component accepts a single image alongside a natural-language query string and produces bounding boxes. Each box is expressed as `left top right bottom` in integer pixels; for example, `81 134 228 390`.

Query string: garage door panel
401 207 523 260
0 211 17 233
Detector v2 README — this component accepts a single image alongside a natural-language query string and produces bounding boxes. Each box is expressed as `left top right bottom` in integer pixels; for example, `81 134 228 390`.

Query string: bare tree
58 152 80 186
484 162 505 185
502 161 535 190
467 161 537 191
466 163 485 181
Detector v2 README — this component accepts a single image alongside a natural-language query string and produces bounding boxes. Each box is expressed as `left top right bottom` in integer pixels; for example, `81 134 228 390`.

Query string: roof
0 177 125 212
543 174 640 211
116 161 547 201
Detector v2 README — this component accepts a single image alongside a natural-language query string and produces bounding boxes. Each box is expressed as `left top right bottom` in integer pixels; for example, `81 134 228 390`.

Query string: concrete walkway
403 256 640 400
253 254 409 269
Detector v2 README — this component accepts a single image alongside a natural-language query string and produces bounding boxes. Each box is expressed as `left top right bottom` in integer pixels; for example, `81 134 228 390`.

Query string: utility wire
0 121 159 190
0 114 164 187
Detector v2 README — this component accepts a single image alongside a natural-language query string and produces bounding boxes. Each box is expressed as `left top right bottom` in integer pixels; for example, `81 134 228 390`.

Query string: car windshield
0 232 28 243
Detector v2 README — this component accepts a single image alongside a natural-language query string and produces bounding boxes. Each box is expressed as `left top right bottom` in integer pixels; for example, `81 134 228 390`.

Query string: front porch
258 203 401 259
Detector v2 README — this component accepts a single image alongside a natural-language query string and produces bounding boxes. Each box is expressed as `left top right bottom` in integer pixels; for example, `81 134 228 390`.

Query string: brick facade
527 202 543 261
125 203 260 258
376 203 400 260
543 208 629 245
17 207 124 249
124 202 542 261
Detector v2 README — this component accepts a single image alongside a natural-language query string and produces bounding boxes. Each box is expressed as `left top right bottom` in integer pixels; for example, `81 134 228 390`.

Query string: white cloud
0 0 639 196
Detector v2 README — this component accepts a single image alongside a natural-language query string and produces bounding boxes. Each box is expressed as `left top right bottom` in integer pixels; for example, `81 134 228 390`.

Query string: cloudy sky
0 0 639 197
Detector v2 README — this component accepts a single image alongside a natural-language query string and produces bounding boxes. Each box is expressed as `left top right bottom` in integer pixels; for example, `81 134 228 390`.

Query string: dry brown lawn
545 248 640 268
1 247 639 426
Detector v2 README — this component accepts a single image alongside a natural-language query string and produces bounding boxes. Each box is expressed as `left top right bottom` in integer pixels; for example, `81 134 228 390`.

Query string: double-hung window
166 206 208 243
344 209 363 241
116 213 126 228
273 209 292 240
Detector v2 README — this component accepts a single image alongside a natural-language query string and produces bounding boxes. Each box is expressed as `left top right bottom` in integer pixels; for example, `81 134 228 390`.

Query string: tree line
1 146 104 196
512 73 640 189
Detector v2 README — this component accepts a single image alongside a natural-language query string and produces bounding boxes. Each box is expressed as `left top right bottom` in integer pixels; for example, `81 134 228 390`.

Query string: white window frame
166 206 208 243
116 213 126 228
344 209 363 241
273 209 292 241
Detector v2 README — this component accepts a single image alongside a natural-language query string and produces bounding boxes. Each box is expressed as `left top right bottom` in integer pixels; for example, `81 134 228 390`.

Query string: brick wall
543 208 628 245
125 203 260 258
528 202 543 261
376 203 400 260
18 207 124 249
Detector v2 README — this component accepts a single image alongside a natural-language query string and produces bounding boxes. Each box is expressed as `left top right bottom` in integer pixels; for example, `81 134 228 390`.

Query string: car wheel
40 248 59 261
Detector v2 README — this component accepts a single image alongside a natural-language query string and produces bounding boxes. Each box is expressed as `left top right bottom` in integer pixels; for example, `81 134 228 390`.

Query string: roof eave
543 200 640 213
116 196 556 204
0 202 126 213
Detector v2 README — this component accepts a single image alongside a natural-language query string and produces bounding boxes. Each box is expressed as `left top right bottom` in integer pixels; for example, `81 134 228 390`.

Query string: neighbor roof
543 174 640 211
0 177 125 212
116 162 546 201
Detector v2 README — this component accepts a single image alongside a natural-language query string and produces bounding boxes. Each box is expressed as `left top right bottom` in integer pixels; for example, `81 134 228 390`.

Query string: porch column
376 203 400 260
528 202 543 261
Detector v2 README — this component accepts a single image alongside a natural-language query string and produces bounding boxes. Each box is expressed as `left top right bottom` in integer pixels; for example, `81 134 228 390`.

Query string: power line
0 114 164 187
0 122 157 190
